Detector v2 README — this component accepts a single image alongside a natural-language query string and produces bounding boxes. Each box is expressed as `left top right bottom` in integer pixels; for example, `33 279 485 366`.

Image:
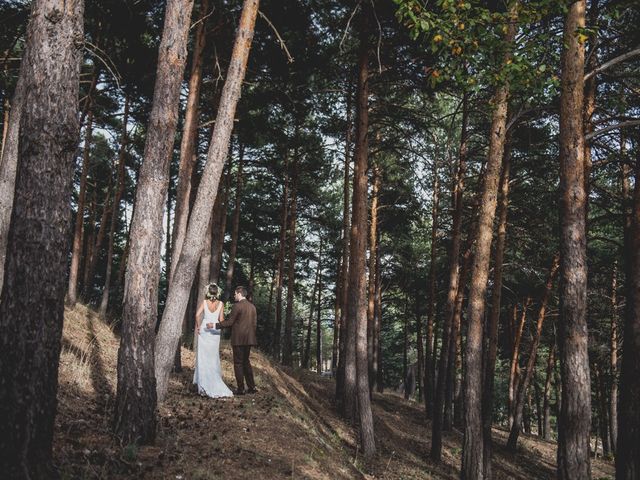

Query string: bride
193 284 233 398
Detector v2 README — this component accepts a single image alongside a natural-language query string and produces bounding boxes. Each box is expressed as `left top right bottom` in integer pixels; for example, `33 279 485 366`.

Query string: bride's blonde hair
205 283 219 301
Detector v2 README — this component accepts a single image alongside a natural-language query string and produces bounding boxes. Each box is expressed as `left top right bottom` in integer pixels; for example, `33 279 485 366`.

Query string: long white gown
193 301 233 398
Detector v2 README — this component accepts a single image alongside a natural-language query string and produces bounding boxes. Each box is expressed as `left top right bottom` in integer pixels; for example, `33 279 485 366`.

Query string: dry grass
54 304 614 479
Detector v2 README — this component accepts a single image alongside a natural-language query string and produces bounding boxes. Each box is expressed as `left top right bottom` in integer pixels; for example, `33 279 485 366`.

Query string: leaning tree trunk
348 17 375 454
282 145 298 367
507 254 559 451
0 0 83 476
430 88 469 462
557 1 591 478
425 152 441 418
461 4 517 476
153 0 259 403
616 130 640 479
66 110 93 305
99 97 129 316
482 138 511 477
224 142 244 301
0 62 25 294
168 0 209 286
114 0 195 444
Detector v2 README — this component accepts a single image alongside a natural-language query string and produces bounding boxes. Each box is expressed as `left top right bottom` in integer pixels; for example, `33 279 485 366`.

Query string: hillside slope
54 305 614 479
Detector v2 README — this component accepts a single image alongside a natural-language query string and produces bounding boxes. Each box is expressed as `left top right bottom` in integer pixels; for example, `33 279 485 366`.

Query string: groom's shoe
247 388 258 394
234 389 246 395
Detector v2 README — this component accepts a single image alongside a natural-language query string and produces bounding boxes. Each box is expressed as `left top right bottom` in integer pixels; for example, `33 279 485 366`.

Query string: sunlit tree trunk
368 164 380 391
0 0 83 475
114 0 196 443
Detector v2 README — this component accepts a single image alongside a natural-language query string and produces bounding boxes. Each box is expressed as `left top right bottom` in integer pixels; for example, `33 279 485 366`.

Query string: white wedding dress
193 301 233 398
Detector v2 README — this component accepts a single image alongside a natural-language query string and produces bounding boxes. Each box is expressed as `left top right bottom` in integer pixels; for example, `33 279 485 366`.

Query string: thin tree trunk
273 156 289 359
368 164 380 391
83 177 114 297
616 134 640 479
482 139 511 475
224 142 244 301
336 88 352 402
375 249 384 392
557 1 591 478
509 297 531 426
316 238 323 373
609 262 618 454
534 374 543 436
430 89 469 461
543 344 555 440
303 245 322 369
425 154 440 418
99 97 130 316
168 0 209 287
153 0 259 403
507 255 559 451
67 110 94 305
283 143 298 367
82 188 97 294
209 158 231 286
0 1 83 475
114 0 196 444
349 16 375 453
595 365 611 457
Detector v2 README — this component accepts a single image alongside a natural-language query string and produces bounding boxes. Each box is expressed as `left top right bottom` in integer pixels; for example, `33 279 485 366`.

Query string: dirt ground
54 305 614 479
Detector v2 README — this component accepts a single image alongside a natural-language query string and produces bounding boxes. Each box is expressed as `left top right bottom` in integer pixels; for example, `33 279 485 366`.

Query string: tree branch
586 119 640 141
258 10 294 63
584 47 640 81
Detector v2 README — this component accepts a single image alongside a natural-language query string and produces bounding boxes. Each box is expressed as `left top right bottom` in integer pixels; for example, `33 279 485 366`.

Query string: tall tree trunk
0 0 83 475
509 297 530 426
461 5 517 476
482 140 511 476
425 154 441 418
303 244 322 369
273 156 289 359
282 144 298 367
348 17 375 454
169 0 209 286
209 158 231 286
0 64 25 294
336 89 352 401
99 97 130 316
507 255 559 451
316 238 323 373
543 344 555 440
616 137 640 479
83 177 114 297
224 142 244 301
430 89 469 461
595 365 611 457
114 0 196 444
609 262 618 454
153 0 259 403
375 248 384 392
66 110 93 305
368 164 380 391
557 1 591 478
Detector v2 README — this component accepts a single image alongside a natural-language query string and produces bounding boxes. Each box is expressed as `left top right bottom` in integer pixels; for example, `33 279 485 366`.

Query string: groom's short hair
235 286 248 297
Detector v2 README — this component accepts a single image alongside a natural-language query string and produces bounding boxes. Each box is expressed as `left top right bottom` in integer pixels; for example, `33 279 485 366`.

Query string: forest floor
54 304 615 479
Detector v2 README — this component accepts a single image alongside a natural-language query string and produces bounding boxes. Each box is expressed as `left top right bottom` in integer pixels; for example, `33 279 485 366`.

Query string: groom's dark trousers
232 346 255 391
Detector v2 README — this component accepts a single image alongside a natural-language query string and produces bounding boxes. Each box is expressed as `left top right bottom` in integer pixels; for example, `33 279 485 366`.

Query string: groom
216 286 257 394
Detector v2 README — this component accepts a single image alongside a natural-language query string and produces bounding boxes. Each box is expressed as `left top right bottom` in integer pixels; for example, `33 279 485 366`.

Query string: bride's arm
219 303 225 323
195 302 204 335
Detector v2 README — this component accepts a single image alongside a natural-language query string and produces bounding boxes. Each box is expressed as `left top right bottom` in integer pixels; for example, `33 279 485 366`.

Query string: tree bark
67 110 94 305
616 136 640 479
461 4 517 475
348 17 375 454
507 254 559 451
482 139 511 476
425 151 441 418
99 97 130 316
368 164 380 391
0 1 83 475
557 1 591 478
114 0 196 444
430 89 469 461
153 0 259 403
169 0 209 286
0 60 25 294
282 143 298 367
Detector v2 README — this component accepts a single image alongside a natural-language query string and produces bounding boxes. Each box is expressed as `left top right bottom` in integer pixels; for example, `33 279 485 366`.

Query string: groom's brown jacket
217 299 257 346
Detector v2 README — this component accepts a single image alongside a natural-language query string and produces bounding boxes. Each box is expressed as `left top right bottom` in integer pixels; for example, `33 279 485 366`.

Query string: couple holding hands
193 284 257 397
